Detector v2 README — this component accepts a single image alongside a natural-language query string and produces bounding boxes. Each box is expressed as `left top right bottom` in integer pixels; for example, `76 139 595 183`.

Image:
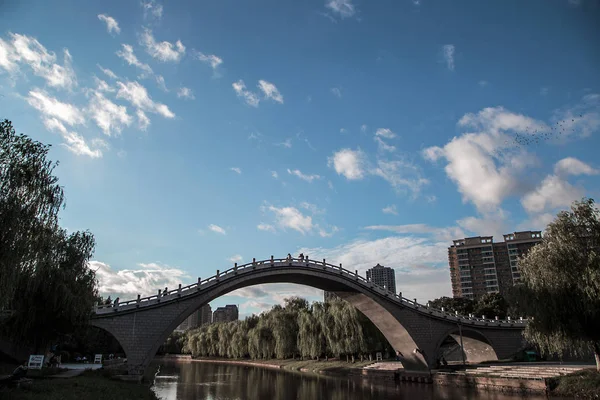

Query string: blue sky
1 0 599 316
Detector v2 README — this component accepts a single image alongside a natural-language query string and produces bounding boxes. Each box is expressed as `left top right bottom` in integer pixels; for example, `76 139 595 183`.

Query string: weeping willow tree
0 120 98 351
513 198 600 370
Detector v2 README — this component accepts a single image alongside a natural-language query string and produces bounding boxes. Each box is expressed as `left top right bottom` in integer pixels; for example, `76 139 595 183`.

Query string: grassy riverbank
0 370 158 400
547 369 600 399
188 357 375 375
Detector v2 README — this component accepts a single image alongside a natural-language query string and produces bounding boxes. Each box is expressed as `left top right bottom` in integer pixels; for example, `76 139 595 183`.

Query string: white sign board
28 355 44 369
94 354 103 364
376 352 382 361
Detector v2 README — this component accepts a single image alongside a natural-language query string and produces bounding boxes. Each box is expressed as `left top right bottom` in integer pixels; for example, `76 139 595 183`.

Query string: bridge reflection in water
92 257 528 377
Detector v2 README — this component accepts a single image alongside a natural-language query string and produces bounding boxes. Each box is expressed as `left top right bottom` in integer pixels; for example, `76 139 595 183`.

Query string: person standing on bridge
299 253 304 260
287 253 292 261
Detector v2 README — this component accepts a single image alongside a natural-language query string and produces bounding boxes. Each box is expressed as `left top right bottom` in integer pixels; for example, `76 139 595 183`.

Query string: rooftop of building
451 231 542 247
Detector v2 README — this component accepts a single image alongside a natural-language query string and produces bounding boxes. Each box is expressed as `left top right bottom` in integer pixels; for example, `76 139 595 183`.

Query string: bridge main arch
90 257 526 377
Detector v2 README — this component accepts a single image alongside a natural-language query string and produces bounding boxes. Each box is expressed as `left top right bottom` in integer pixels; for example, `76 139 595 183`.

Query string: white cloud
478 80 488 87
372 159 429 196
116 80 175 118
195 52 223 70
93 76 115 93
26 89 85 126
319 226 339 238
375 128 396 139
551 93 600 139
328 148 367 180
98 14 121 35
140 28 185 62
360 124 368 133
87 91 132 136
177 87 195 100
97 64 117 79
258 80 284 104
325 0 356 18
271 171 278 179
208 224 227 235
0 33 77 90
382 205 398 215
137 109 150 130
267 206 313 235
287 168 321 183
299 236 452 302
330 87 342 98
375 137 396 152
423 106 548 212
521 175 583 214
232 80 260 107
277 138 292 148
364 224 466 242
156 75 168 92
340 128 347 134
91 260 190 299
443 44 455 71
257 223 276 232
116 44 153 77
228 255 243 263
300 202 325 215
141 0 163 20
230 167 242 174
554 157 599 177
43 117 104 158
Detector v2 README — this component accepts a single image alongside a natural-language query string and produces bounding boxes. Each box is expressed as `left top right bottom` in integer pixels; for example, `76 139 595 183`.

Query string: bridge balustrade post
178 284 182 296
270 255 274 265
507 316 511 321
398 291 402 299
414 298 417 305
234 263 238 274
216 269 220 280
253 258 256 269
495 316 499 321
482 315 486 320
339 263 342 274
355 270 358 280
137 294 141 303
157 289 161 302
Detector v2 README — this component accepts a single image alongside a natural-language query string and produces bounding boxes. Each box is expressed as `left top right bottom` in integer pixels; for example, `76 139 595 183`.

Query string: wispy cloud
257 223 276 232
271 171 279 179
116 44 153 77
177 87 195 100
331 87 342 98
382 205 398 215
140 28 185 62
98 64 118 80
325 0 356 18
230 167 242 174
141 0 163 20
258 80 284 104
195 51 223 72
0 33 77 90
87 91 132 136
287 168 321 183
43 117 105 158
228 255 243 263
328 148 367 180
98 14 121 35
276 138 292 148
232 80 260 107
116 80 175 120
443 44 455 71
208 224 227 235
26 89 85 126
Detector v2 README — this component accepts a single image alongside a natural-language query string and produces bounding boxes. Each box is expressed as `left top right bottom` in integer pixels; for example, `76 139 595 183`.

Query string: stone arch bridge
91 256 527 376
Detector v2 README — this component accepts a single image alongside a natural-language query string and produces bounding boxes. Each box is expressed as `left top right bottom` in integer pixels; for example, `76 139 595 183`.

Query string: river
149 360 555 400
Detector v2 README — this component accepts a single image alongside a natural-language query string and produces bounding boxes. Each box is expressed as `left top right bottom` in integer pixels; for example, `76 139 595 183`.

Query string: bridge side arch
434 326 499 364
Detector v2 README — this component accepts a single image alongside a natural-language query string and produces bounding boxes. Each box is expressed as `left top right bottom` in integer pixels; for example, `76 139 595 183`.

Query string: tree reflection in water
149 360 552 400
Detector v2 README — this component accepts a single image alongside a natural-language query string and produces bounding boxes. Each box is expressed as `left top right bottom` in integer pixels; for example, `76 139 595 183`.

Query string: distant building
324 291 340 302
448 231 542 300
366 264 396 294
174 304 211 332
213 304 239 323
198 304 212 326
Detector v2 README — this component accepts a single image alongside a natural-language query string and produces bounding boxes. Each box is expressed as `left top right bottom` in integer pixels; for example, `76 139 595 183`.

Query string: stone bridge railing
93 257 528 328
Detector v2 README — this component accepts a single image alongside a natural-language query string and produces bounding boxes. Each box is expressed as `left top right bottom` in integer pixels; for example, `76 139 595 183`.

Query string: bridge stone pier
91 257 527 378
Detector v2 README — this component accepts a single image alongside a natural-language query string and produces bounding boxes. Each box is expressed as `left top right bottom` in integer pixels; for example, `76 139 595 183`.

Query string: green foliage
513 198 600 369
0 120 98 350
184 297 391 360
428 293 509 319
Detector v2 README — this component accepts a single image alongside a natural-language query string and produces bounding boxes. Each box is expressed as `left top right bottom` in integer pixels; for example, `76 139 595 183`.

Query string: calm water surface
149 360 555 400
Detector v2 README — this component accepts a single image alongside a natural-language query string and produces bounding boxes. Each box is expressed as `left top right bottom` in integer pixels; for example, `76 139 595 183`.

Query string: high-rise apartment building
213 304 239 323
366 264 396 294
448 231 542 300
175 304 212 332
198 304 212 326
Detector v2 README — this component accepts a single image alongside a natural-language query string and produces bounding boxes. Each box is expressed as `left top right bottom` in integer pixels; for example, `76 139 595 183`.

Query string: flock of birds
507 114 584 148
